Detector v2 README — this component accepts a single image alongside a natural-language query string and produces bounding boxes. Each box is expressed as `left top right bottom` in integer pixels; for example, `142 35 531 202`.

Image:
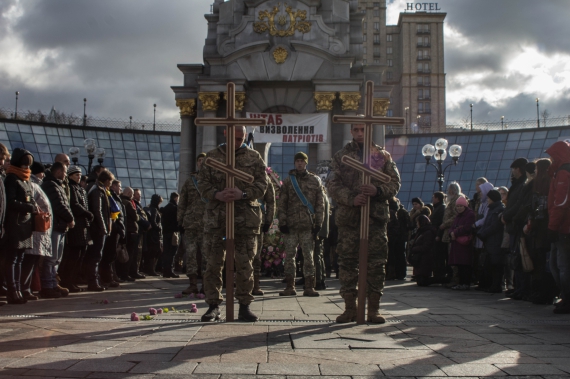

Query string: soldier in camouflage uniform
327 124 401 323
253 176 276 296
177 153 207 295
278 152 325 297
197 126 268 322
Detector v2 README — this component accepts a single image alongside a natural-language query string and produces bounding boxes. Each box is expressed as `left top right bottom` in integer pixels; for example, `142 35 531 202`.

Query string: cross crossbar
340 156 391 183
203 158 254 184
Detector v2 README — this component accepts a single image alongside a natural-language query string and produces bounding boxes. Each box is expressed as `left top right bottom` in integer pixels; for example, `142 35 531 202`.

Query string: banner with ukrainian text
246 112 328 143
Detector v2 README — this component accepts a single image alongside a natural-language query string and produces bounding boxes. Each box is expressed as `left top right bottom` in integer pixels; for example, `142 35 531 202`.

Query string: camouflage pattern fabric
203 233 256 306
178 173 207 231
253 232 264 276
283 231 315 277
263 179 276 225
337 221 388 296
313 237 325 283
327 140 401 298
198 145 268 235
278 169 325 231
183 228 206 277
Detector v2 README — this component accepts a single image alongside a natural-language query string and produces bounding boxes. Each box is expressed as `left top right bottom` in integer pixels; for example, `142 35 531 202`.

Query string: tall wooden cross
332 80 405 324
194 82 267 321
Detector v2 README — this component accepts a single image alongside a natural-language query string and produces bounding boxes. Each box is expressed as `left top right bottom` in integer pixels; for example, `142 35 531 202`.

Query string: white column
344 111 356 146
201 111 217 153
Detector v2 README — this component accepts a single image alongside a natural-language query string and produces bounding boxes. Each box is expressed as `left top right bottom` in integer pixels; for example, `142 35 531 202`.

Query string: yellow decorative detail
273 47 288 64
223 91 246 111
313 92 336 111
175 99 196 116
253 2 311 37
198 92 220 112
339 92 361 111
373 98 390 116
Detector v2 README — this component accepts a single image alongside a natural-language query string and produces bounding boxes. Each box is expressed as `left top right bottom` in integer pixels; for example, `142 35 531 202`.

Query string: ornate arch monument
172 0 395 187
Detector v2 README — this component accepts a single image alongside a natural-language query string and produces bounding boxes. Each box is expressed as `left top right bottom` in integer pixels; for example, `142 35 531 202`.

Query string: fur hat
31 161 45 175
294 152 308 163
411 197 424 206
487 189 502 203
510 157 528 170
456 196 469 207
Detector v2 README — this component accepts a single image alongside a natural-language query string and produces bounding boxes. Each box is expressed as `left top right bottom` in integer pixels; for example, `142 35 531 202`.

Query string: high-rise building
360 1 446 133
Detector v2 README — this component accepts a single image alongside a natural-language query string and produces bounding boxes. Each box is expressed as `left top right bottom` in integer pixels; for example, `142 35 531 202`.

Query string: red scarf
6 165 31 181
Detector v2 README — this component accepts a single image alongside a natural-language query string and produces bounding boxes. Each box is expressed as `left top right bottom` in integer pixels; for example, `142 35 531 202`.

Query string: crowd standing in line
0 137 568 317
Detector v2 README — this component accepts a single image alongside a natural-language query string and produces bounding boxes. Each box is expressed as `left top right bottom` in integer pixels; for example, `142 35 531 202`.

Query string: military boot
182 274 199 295
252 274 264 296
201 304 220 322
303 276 320 297
336 293 357 323
238 303 259 322
279 275 296 296
367 292 386 324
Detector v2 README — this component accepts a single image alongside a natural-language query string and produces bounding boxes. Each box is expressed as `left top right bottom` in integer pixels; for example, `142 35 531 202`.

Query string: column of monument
373 98 390 146
198 92 220 153
314 92 336 162
175 99 197 190
339 92 362 145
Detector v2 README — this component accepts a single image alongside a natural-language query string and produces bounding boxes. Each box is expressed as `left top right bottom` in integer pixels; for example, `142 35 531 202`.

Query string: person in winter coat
473 182 495 290
410 215 435 286
430 191 447 284
160 192 180 278
99 179 126 288
60 166 93 292
546 141 570 314
448 196 475 290
85 165 105 193
40 161 74 299
441 182 463 287
117 187 139 281
0 143 10 239
3 148 38 304
21 162 52 301
387 198 406 280
477 190 506 293
85 169 113 291
145 194 164 276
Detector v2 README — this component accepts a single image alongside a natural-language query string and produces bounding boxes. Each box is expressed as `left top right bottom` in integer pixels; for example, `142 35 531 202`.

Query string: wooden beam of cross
194 82 267 322
331 80 405 324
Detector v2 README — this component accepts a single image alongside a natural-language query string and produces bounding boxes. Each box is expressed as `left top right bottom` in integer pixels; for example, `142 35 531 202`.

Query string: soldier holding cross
327 121 401 323
197 125 268 322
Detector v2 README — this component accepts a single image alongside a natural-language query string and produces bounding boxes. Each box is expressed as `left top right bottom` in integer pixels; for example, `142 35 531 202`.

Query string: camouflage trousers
203 233 257 306
253 233 264 276
337 221 388 297
183 229 206 277
283 230 315 277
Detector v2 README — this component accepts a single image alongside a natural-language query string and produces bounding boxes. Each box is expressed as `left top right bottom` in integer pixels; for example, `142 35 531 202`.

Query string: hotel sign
406 3 442 11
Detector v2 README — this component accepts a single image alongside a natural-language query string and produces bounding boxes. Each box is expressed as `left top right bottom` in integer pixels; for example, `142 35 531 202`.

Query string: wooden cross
332 80 405 324
194 82 267 321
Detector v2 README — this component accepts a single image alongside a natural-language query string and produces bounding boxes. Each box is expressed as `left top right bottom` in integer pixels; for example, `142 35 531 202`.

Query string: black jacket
160 201 178 235
121 195 139 234
502 175 527 234
66 179 93 247
134 199 151 233
478 201 506 264
4 148 36 249
410 225 436 277
41 171 74 233
430 201 446 230
88 182 111 237
146 195 163 245
110 191 126 241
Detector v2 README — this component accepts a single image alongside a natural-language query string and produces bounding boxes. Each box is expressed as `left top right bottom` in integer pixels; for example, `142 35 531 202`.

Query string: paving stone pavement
0 271 569 378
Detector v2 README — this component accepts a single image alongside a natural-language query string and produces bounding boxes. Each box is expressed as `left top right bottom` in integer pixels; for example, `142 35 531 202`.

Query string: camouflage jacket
278 169 325 230
327 140 401 228
177 173 207 231
260 178 276 226
198 145 268 235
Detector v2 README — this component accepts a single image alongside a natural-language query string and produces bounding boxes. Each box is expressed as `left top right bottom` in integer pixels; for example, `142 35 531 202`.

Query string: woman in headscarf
3 148 38 304
449 196 476 290
440 182 464 287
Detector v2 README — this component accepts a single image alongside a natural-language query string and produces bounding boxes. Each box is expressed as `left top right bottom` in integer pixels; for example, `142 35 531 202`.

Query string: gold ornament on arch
373 98 390 116
253 3 311 37
273 47 288 64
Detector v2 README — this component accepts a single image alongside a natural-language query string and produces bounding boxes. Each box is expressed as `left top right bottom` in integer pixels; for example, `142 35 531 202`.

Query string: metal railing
416 29 431 34
0 107 180 132
446 115 570 132
417 56 431 60
416 42 431 47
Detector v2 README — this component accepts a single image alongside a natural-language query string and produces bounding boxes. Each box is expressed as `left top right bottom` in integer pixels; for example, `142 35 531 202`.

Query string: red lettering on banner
319 135 323 142
267 115 275 125
276 115 283 124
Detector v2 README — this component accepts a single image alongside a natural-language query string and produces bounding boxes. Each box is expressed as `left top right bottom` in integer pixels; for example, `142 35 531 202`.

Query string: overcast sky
1 0 568 125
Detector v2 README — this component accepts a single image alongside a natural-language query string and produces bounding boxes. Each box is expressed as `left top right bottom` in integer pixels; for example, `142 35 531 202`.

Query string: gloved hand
86 211 94 222
312 226 321 236
279 225 290 234
263 223 271 233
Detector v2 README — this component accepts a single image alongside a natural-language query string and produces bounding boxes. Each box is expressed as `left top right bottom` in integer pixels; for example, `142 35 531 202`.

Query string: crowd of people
0 143 183 305
392 141 570 314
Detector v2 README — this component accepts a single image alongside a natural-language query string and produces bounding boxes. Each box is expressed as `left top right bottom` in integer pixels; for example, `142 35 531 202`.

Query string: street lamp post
422 138 463 191
501 116 504 130
15 91 19 119
470 103 473 131
83 138 98 173
404 107 409 134
129 116 132 129
83 98 87 127
416 115 421 133
536 97 540 128
153 104 156 131
68 147 88 173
